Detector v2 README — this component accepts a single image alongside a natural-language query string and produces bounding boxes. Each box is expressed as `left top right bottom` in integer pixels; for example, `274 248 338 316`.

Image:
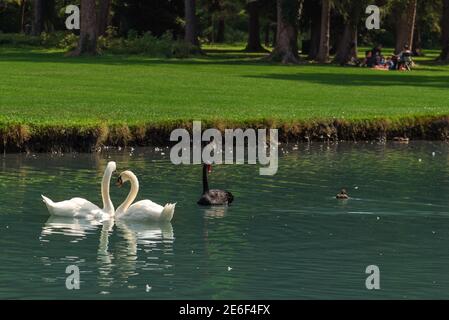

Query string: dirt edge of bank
2 116 449 153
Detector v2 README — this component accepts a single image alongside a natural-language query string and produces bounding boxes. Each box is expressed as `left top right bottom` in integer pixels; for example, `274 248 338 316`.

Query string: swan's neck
116 174 139 216
101 165 114 214
203 164 209 194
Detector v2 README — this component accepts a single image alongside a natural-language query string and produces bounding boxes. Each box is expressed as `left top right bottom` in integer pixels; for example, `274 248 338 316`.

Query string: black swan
336 189 349 200
197 163 234 206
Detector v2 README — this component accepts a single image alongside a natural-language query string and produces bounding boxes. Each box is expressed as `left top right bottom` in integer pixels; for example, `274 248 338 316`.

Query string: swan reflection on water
41 216 105 238
116 220 175 246
203 206 228 219
41 216 174 243
40 216 175 290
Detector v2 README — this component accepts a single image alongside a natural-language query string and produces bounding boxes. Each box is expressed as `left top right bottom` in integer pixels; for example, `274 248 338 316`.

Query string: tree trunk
316 0 330 63
268 0 300 64
412 25 423 56
272 23 277 46
334 23 357 65
333 2 361 65
440 0 449 61
308 1 321 60
97 0 111 36
31 0 43 36
19 0 26 33
71 0 98 56
246 0 264 52
264 22 270 47
395 0 417 54
185 0 199 46
216 17 225 43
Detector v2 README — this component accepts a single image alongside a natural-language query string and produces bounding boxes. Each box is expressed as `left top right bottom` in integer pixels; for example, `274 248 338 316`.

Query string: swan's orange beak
116 176 123 187
207 164 212 174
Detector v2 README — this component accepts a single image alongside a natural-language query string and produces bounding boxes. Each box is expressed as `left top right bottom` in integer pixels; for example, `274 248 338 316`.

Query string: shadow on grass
0 47 272 67
1 46 448 74
410 57 449 72
243 71 449 89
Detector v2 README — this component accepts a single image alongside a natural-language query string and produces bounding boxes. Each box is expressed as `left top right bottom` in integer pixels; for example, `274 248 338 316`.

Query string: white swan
41 161 117 219
115 170 176 222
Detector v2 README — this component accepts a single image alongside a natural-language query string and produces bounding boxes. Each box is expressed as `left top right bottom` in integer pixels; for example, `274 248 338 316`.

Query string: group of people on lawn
361 44 414 71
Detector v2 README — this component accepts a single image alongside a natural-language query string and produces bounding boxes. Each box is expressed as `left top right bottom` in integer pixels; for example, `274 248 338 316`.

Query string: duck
198 163 234 206
393 136 410 143
336 188 350 200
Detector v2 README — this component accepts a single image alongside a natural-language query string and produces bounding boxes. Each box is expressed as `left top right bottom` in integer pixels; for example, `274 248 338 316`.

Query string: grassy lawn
1 44 449 130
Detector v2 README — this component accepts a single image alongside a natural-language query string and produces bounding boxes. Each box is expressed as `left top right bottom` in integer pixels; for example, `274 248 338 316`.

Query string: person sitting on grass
340 42 362 67
386 56 396 70
371 44 383 65
363 50 375 68
398 45 413 71
373 56 392 71
380 55 397 70
390 54 399 70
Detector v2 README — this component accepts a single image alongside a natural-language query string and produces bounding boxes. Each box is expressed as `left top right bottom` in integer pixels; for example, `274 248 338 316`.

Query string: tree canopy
0 0 448 61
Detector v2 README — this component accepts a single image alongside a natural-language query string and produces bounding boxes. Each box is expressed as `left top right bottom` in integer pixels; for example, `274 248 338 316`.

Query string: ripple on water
2 142 449 298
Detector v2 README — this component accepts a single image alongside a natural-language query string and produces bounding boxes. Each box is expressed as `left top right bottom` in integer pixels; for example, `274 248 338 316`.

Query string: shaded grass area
1 44 449 151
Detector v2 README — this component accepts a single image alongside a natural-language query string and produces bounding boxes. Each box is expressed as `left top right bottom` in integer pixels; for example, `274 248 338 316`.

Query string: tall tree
263 22 270 46
333 23 356 64
268 0 300 64
19 0 26 33
259 0 277 47
202 0 242 44
412 24 422 55
31 0 43 35
394 0 417 53
97 0 111 36
216 17 225 42
112 0 184 37
333 0 367 65
316 0 331 62
440 0 449 60
246 0 264 51
214 1 225 43
305 0 321 60
185 0 199 46
71 0 98 55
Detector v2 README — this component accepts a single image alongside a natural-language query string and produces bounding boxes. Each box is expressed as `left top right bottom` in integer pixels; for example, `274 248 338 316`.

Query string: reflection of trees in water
4 151 172 217
2 148 173 220
1 153 111 216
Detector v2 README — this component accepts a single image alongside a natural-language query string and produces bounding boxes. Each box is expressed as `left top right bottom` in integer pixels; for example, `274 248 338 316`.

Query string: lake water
2 142 449 299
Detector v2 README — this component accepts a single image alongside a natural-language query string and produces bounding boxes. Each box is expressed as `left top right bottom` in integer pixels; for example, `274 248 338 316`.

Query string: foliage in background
1 0 448 59
98 28 198 57
0 30 198 58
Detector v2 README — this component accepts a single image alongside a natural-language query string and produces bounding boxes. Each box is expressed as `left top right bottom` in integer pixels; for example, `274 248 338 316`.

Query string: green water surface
1 142 449 299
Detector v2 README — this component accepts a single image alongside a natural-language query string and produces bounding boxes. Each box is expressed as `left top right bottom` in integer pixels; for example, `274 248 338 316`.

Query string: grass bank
1 44 449 151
